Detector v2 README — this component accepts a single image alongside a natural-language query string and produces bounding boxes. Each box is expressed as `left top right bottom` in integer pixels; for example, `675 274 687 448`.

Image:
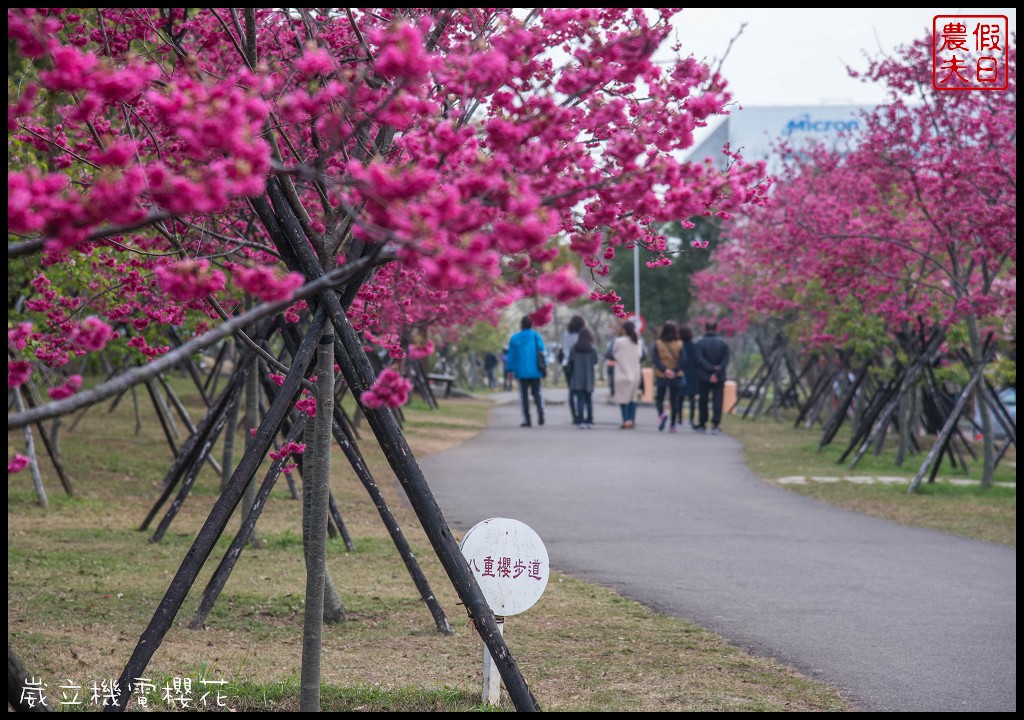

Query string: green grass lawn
720 411 1016 546
8 376 851 712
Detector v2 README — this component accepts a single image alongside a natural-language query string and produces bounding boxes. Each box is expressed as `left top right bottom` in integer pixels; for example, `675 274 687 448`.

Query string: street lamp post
633 242 640 325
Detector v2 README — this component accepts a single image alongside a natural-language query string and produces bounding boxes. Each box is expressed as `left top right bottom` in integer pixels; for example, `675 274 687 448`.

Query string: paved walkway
418 390 1016 712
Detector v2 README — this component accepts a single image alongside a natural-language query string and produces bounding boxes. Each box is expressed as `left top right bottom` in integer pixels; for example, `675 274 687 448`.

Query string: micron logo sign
781 113 861 137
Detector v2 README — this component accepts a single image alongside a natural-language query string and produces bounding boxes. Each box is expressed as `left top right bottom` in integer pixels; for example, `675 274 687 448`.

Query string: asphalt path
416 391 1017 712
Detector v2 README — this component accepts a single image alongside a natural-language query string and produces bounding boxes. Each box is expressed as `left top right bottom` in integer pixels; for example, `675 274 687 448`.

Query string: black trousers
655 379 683 425
699 380 725 428
518 378 545 424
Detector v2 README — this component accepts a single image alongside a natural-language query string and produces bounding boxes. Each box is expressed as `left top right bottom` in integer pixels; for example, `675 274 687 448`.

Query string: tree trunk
258 181 537 710
220 381 241 493
895 389 911 466
108 309 326 711
13 387 48 509
966 317 995 488
23 381 75 496
8 645 53 712
909 363 986 493
300 327 336 711
322 565 346 625
158 373 221 475
189 417 308 630
243 349 263 548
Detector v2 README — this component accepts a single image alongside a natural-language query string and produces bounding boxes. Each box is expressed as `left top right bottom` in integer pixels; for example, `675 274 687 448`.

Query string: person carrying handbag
651 321 685 432
506 315 547 427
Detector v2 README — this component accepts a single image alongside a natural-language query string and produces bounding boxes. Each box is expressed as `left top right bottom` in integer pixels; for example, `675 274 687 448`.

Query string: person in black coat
679 323 700 429
694 321 730 434
568 327 599 428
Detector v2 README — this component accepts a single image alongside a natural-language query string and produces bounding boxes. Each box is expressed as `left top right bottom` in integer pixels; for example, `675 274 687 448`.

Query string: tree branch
7 252 391 431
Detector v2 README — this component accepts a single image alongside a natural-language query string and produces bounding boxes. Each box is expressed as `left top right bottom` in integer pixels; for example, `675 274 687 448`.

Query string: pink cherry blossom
8 454 31 474
408 341 435 360
528 303 554 328
8 323 33 351
360 367 412 409
295 395 317 417
8 360 33 389
72 317 114 352
270 441 307 461
232 265 305 303
48 374 83 400
155 260 227 302
535 266 589 303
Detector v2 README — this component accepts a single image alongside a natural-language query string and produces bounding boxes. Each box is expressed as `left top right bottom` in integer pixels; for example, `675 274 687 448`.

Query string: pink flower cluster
371 21 435 81
294 46 335 80
8 360 33 389
528 303 554 328
295 395 317 417
154 259 226 302
284 300 308 324
72 317 114 352
232 265 305 303
360 368 412 409
535 266 588 303
408 341 434 360
39 42 157 104
269 441 307 461
8 323 33 351
8 454 31 474
127 336 170 359
48 374 83 400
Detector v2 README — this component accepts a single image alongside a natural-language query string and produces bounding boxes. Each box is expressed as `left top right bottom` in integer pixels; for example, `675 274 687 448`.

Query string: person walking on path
611 320 643 429
507 316 547 427
604 336 617 402
559 315 585 424
483 350 499 390
652 321 685 432
501 347 514 391
679 323 700 429
695 320 729 434
567 327 599 428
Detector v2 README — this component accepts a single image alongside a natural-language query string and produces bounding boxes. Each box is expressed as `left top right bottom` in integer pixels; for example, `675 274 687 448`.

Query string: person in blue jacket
507 316 547 427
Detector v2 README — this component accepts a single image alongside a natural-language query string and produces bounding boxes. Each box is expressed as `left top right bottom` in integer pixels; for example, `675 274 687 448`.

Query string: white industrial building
688 104 875 175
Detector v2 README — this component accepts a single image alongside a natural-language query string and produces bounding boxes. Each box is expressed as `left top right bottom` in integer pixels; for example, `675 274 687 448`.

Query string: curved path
418 393 1016 712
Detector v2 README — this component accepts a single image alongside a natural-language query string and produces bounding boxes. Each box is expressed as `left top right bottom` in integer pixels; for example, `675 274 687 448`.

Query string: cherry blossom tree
697 34 1015 488
8 8 766 710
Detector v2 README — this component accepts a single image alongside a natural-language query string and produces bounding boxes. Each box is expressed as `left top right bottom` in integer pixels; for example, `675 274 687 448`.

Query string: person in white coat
611 321 642 428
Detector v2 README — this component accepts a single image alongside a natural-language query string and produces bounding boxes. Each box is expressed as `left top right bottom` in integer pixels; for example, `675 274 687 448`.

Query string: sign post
460 518 548 706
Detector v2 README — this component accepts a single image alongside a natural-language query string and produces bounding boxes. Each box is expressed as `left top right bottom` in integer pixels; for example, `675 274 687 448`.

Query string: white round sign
624 312 646 335
459 518 549 616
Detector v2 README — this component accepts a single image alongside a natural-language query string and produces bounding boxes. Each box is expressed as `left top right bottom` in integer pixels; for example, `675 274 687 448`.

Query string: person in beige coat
611 321 643 428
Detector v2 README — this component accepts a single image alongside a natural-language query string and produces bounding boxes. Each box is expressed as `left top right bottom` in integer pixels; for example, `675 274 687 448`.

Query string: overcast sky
660 8 1016 106
653 8 1016 147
